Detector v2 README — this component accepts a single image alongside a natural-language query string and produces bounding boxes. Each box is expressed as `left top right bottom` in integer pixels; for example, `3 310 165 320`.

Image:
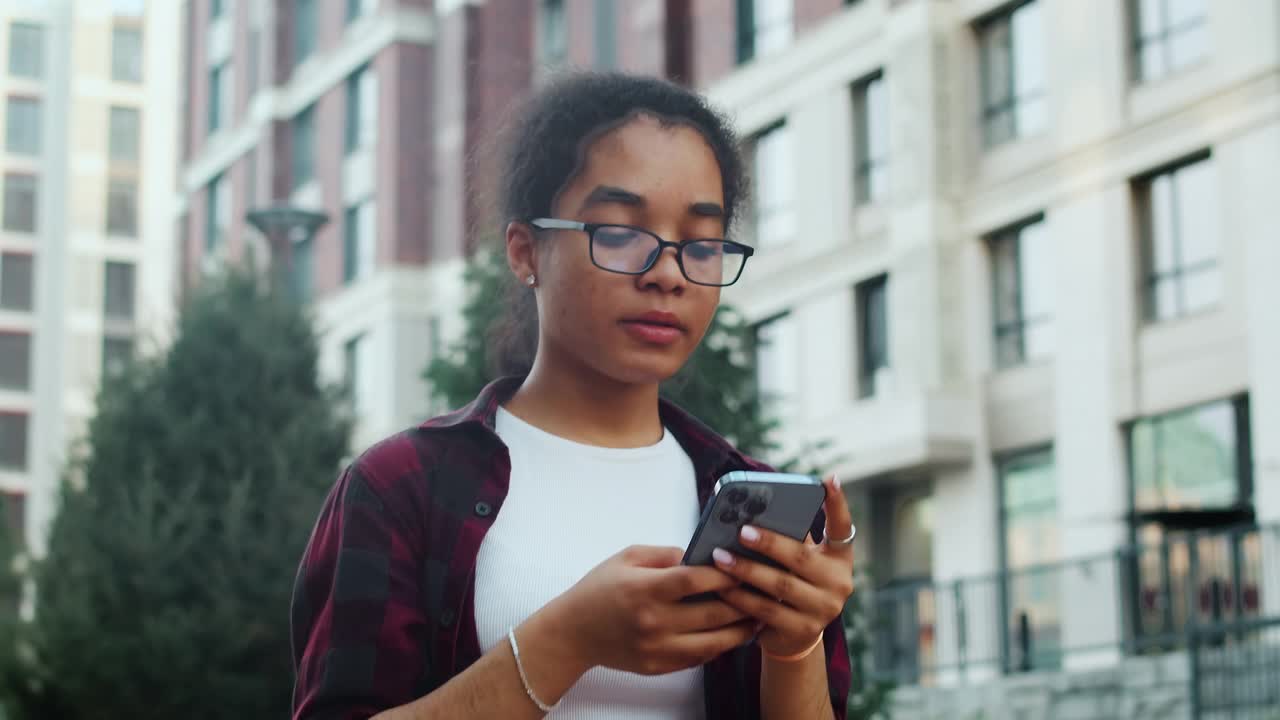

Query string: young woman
291 72 855 720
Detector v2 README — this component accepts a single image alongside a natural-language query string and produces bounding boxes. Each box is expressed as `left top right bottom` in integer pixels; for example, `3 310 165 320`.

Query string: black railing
865 524 1280 688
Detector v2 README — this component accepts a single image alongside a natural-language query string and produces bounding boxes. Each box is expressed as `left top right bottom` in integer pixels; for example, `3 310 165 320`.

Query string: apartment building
0 0 179 555
692 0 1280 703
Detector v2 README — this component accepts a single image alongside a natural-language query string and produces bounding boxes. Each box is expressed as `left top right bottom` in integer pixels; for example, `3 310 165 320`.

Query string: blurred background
0 0 1278 718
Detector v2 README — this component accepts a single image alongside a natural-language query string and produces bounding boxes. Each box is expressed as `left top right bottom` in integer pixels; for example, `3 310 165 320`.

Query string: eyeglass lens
590 225 746 286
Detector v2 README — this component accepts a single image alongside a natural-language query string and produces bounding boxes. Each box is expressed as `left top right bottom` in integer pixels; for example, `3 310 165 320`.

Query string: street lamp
245 203 328 300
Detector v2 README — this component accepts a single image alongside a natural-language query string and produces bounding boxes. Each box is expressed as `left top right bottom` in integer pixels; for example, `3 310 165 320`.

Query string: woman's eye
685 242 724 261
594 227 641 248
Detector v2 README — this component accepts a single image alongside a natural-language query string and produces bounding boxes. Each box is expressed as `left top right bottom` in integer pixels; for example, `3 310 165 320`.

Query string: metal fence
866 523 1280 696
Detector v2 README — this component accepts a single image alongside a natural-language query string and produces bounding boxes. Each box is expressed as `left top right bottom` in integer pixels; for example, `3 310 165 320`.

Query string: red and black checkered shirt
290 377 851 719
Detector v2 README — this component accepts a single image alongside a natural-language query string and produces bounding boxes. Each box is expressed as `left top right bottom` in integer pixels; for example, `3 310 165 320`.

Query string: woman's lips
619 320 685 345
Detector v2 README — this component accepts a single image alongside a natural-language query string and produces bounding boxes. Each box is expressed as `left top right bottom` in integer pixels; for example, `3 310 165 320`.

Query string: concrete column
1050 185 1130 669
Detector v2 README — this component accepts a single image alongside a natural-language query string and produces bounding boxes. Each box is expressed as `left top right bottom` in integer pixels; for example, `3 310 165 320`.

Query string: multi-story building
0 0 179 555
174 0 545 453
700 0 1279 712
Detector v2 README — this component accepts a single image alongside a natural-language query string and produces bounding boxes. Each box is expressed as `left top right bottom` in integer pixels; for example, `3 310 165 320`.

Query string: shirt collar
421 376 756 479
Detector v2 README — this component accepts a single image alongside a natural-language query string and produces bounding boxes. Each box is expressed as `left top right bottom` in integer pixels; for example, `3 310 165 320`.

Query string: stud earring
526 274 536 287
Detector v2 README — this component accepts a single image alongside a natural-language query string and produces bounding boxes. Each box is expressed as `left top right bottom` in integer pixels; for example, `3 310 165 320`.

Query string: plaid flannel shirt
291 377 851 719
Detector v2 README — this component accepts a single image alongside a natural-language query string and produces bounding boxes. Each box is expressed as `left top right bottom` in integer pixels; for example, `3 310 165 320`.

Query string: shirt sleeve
291 463 428 720
823 615 852 719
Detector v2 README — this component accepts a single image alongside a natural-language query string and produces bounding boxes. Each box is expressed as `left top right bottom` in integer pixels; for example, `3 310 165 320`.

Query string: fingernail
740 525 760 544
828 475 839 491
712 547 735 566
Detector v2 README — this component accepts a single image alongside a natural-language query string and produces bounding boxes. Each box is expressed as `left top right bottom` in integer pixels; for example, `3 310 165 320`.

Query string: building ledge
815 386 978 483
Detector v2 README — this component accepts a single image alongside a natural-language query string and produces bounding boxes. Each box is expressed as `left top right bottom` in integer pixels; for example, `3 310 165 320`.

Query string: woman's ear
506 221 538 286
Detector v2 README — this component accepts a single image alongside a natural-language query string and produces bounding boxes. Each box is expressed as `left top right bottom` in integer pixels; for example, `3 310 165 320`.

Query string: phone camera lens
726 488 748 505
719 508 739 524
745 498 767 516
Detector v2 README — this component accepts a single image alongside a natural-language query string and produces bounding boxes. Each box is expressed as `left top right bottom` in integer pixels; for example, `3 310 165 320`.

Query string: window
102 335 133 378
292 235 313 302
0 253 33 311
104 261 136 321
0 332 31 391
8 23 43 79
208 62 230 134
857 275 889 398
292 105 316 189
295 0 318 67
750 122 795 246
1131 397 1249 515
998 447 1061 672
108 106 141 164
594 0 617 70
1 492 25 549
853 71 888 205
540 0 568 68
111 25 143 83
754 312 800 421
106 179 139 237
2 173 37 233
5 97 41 155
345 65 378 154
989 216 1052 368
1138 153 1218 322
347 0 377 22
1131 0 1207 83
211 0 226 19
111 0 146 16
978 1 1046 147
736 0 793 64
343 334 372 413
0 413 27 470
343 200 376 284
205 174 228 251
247 28 260 97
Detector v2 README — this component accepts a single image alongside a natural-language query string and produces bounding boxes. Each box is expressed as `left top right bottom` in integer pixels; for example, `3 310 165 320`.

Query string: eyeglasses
528 218 755 287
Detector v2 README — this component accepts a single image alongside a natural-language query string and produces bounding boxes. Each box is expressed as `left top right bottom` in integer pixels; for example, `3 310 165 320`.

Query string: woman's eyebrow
580 185 644 211
690 201 724 218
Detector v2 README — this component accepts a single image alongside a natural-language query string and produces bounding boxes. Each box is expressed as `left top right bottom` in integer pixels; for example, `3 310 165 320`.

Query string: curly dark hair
487 71 746 377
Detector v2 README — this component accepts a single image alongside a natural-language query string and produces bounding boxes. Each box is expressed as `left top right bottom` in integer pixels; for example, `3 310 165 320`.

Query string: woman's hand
711 475 856 657
553 545 759 676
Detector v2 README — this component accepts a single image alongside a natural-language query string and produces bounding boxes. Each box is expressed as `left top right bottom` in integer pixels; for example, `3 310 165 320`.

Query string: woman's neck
503 353 664 449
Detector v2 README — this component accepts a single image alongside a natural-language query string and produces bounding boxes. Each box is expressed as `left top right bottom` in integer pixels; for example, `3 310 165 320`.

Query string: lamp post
245 203 328 300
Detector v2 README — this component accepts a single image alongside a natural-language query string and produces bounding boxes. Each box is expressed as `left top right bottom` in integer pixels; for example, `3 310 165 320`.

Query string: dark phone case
683 472 826 576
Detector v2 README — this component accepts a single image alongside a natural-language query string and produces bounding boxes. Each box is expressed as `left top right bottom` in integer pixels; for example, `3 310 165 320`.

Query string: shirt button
440 609 456 627
474 501 493 518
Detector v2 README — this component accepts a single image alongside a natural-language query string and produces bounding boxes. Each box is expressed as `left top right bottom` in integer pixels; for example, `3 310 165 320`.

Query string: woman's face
510 114 728 386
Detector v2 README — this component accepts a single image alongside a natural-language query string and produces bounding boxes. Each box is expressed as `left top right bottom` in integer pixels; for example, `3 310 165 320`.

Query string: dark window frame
8 22 44 79
0 253 34 311
0 412 28 471
106 178 139 237
292 104 317 190
1128 0 1208 84
0 331 32 391
976 0 1045 147
5 95 42 156
103 260 137 322
1134 150 1217 323
856 274 889 398
987 213 1050 368
852 70 888 206
2 172 38 234
111 23 144 83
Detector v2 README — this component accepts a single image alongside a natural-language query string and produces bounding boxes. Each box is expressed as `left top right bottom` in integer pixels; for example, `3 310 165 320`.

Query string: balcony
862 524 1280 717
813 383 978 483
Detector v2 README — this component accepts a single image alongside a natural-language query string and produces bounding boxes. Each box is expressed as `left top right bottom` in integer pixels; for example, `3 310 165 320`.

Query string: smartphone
683 470 826 573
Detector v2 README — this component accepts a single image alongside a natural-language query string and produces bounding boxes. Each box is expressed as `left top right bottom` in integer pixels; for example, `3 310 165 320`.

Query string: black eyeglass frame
528 218 756 287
